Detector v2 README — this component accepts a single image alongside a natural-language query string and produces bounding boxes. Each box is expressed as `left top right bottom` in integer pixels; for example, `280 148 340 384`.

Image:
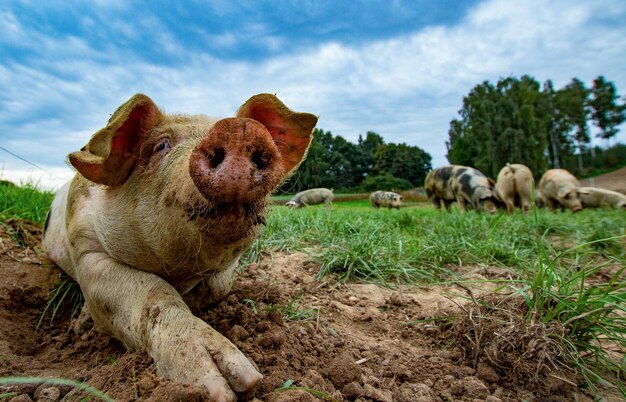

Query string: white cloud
0 162 74 191
1 0 626 190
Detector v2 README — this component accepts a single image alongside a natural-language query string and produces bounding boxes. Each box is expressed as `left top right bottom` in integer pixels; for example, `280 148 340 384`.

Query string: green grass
247 203 625 395
245 205 625 286
0 181 54 225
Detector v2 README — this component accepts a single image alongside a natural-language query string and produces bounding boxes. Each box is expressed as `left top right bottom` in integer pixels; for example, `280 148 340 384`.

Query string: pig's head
557 186 583 212
474 179 500 214
68 94 317 277
391 195 403 208
285 200 299 208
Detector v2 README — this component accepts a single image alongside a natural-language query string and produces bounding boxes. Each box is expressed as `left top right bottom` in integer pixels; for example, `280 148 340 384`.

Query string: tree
589 76 626 144
357 131 385 182
280 128 432 192
558 78 590 172
542 80 575 169
446 76 547 178
372 143 432 186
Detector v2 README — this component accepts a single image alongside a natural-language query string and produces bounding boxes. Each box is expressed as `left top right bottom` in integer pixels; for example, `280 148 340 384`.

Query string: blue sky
2 0 626 189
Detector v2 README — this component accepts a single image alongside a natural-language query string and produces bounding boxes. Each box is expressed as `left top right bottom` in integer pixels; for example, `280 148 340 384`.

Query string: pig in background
538 169 584 212
42 93 317 401
534 189 545 208
495 163 534 213
370 190 403 209
578 187 626 209
285 187 333 208
425 165 500 213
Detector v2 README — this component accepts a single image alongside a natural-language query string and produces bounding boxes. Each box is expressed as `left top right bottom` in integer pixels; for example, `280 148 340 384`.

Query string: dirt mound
0 230 620 401
580 166 626 194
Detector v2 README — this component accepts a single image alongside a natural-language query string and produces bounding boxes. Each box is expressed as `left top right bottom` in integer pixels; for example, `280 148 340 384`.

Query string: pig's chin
184 200 267 244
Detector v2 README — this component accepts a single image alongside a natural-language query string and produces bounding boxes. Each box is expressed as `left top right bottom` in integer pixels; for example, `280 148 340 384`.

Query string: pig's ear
557 188 572 199
69 94 163 186
577 188 592 195
237 94 318 175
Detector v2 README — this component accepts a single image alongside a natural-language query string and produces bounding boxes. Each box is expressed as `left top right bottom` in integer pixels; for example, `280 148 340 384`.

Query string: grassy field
246 203 625 283
2 182 625 396
0 181 53 225
245 201 626 395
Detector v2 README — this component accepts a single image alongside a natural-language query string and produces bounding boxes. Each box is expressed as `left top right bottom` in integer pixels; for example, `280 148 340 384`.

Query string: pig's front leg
76 252 262 402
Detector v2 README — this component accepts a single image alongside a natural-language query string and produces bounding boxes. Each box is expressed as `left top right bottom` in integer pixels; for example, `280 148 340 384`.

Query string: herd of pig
425 163 626 213
38 94 624 401
285 163 626 213
284 188 405 209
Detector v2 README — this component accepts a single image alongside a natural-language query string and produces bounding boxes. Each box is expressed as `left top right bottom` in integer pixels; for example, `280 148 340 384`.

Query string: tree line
446 75 626 179
279 129 432 193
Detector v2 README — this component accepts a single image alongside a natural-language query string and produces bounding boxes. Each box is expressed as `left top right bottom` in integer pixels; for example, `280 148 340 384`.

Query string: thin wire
0 145 66 180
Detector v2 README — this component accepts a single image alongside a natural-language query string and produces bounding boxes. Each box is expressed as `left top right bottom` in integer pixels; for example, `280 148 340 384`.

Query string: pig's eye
153 138 171 154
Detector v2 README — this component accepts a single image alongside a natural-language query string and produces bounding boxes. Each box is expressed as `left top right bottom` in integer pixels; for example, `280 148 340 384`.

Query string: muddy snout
189 117 285 204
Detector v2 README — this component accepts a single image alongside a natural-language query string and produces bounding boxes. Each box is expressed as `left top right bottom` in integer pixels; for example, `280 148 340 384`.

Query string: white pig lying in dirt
538 169 583 212
285 187 333 208
42 93 317 401
578 187 626 209
495 163 534 213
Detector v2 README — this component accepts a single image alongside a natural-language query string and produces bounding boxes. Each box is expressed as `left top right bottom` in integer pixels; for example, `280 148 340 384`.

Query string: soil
580 166 626 193
1 169 625 402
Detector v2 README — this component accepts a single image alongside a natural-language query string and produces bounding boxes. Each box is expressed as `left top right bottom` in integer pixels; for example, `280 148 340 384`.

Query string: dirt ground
1 169 624 402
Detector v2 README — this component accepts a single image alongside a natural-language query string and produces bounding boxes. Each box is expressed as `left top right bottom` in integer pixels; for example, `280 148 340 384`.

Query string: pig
538 169 583 212
495 163 534 213
424 165 500 213
370 190 403 209
534 189 545 208
577 187 626 209
42 93 317 401
285 187 333 208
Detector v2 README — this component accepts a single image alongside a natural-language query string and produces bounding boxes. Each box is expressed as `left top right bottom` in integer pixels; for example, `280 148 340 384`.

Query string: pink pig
43 93 317 401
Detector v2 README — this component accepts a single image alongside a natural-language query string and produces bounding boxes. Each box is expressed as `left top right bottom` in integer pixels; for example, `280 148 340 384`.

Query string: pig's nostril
207 147 225 169
252 150 272 170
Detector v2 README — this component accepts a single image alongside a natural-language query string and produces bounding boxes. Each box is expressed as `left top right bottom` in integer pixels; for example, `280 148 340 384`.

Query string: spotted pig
369 190 403 209
425 165 499 213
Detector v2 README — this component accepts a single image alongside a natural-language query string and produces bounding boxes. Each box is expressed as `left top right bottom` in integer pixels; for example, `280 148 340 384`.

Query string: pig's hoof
153 317 263 400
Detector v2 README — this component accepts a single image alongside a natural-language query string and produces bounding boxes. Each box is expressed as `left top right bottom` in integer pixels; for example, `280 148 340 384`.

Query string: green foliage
0 181 54 225
519 225 626 395
360 173 413 192
279 128 431 193
372 142 432 186
245 205 626 287
446 74 626 178
37 278 84 331
590 76 626 141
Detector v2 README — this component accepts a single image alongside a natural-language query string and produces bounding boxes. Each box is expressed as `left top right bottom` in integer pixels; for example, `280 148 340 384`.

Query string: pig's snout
189 118 284 205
